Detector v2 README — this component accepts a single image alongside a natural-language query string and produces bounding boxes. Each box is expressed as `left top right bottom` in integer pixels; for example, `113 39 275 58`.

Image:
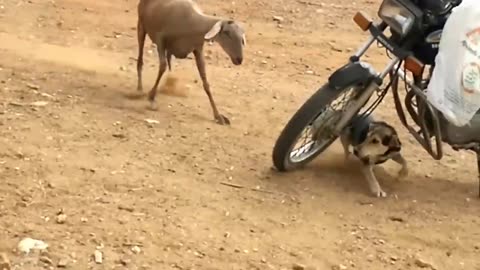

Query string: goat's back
139 0 203 34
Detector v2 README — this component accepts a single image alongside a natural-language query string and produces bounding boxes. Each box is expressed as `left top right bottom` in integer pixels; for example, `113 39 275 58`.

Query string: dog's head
357 121 401 158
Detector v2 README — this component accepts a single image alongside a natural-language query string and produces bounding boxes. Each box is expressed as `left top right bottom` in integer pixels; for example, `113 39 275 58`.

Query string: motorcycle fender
328 61 377 91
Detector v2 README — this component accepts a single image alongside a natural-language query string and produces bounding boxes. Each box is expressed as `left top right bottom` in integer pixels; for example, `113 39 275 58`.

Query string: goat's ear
241 33 247 47
204 21 223 40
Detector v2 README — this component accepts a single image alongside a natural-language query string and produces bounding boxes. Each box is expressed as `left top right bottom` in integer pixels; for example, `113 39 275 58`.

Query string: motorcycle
271 0 480 195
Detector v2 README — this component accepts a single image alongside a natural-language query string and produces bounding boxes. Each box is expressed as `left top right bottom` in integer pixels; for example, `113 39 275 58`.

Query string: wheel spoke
288 86 358 163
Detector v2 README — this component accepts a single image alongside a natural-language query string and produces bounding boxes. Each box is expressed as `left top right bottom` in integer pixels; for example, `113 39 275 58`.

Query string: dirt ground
1 0 480 269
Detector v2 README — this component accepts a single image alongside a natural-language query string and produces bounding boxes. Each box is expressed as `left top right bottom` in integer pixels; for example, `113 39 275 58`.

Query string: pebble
273 15 284 22
30 101 48 107
94 250 103 264
26 83 39 90
144 119 159 125
131 246 141 254
57 258 68 268
56 213 67 224
292 263 306 270
332 264 347 270
414 257 436 269
17 238 48 254
39 256 53 265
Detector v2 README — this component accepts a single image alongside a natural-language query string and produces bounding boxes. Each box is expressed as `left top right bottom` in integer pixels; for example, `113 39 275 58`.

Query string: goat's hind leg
147 41 168 111
136 18 147 92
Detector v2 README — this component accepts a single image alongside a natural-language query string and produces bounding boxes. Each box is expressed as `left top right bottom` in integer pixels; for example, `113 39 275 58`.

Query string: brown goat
137 0 246 125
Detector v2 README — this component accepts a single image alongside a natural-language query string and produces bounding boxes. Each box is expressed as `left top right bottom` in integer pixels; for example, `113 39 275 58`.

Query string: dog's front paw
372 188 387 198
344 152 354 161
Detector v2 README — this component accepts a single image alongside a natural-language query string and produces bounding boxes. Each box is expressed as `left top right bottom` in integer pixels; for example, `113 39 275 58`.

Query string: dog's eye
372 138 379 144
382 136 391 145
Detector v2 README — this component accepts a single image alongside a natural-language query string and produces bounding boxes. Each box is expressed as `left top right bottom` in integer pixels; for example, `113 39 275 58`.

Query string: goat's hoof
215 114 230 125
148 101 158 111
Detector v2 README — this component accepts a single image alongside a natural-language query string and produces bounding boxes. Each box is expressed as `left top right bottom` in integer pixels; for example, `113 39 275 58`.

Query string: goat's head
204 20 246 65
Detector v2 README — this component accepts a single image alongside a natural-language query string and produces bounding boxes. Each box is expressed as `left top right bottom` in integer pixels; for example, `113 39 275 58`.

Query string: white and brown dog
340 115 408 197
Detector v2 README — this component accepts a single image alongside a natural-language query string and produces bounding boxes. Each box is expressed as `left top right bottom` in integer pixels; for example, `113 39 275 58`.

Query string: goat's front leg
147 43 167 111
193 48 230 125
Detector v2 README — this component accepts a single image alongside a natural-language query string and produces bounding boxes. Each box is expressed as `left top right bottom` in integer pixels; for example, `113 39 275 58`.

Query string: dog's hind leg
392 152 408 180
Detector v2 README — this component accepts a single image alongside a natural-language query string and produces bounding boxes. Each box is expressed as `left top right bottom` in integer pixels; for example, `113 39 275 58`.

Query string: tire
272 82 359 172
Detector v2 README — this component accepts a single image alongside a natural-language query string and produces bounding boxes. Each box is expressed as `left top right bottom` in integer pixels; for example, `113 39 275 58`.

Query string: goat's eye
371 138 379 144
223 31 231 37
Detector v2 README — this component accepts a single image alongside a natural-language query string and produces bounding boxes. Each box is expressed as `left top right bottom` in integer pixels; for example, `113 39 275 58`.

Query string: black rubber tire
272 83 354 172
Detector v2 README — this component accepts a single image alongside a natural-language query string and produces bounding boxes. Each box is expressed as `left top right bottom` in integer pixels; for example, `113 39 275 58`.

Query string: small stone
39 256 53 265
27 83 40 90
112 133 126 139
414 257 436 269
30 101 48 107
56 213 67 224
118 205 134 212
273 15 284 22
305 70 314 75
17 238 48 254
292 263 306 270
57 258 68 268
119 258 130 266
144 119 159 125
94 250 103 264
388 216 405 222
332 265 347 270
131 246 141 254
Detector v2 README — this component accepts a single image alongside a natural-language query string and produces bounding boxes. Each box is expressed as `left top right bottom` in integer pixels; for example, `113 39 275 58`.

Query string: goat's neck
196 13 222 35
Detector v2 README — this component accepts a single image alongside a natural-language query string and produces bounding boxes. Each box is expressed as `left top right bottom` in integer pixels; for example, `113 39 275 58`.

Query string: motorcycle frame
332 15 443 159
327 11 480 196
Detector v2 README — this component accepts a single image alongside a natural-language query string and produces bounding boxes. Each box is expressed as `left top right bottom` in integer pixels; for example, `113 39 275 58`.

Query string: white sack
426 0 480 127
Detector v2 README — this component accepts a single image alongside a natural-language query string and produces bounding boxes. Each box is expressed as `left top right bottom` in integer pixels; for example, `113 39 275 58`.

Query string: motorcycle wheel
272 82 361 172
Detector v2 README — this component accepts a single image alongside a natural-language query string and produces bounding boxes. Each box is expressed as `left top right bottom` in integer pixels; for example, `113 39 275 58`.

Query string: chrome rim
288 87 358 164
